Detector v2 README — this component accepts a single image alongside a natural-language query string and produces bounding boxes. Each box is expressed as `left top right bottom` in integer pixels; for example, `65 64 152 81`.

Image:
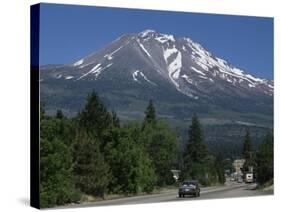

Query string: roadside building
232 159 245 180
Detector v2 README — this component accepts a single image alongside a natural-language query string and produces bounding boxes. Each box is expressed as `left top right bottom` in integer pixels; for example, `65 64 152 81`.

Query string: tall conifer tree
78 91 112 137
255 133 273 185
143 99 156 125
182 114 217 185
73 131 110 197
243 129 254 173
184 114 208 165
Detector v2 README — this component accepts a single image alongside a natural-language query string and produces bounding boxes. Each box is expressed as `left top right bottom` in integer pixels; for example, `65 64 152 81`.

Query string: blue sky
39 3 273 79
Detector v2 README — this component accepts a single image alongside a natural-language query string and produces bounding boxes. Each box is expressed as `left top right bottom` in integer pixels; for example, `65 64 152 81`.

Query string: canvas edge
30 3 40 209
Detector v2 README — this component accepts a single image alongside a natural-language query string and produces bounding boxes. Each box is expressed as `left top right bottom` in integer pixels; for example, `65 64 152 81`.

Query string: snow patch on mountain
168 51 182 80
79 61 97 69
92 63 113 79
231 67 244 76
73 59 83 67
248 83 255 88
163 46 178 63
227 76 233 82
104 45 124 60
162 46 182 87
245 74 264 83
77 63 101 80
77 63 113 80
190 48 265 87
139 29 176 43
191 67 206 76
268 84 273 89
132 70 157 86
104 54 113 60
164 34 175 42
183 37 270 90
155 36 168 43
56 74 62 79
140 29 156 38
132 70 139 82
155 35 175 43
178 75 199 99
182 74 193 84
65 76 74 80
137 40 152 58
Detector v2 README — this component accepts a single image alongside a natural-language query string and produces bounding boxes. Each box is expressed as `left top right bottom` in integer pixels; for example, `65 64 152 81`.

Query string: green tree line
241 129 273 185
40 92 180 207
40 90 272 207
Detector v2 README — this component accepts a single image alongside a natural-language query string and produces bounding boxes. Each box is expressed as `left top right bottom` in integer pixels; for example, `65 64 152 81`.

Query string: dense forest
40 90 273 208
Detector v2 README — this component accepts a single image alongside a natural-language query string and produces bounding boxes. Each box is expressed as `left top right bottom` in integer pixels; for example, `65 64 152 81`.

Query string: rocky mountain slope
40 29 273 126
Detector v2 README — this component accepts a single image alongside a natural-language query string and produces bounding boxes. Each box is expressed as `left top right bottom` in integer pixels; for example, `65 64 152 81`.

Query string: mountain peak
41 29 273 123
139 29 157 37
59 29 273 99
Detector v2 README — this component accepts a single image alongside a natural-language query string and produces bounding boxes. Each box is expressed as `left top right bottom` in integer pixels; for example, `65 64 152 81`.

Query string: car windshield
182 182 196 186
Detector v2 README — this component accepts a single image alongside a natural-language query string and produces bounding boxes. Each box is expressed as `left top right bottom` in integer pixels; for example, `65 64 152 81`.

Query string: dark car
178 180 200 197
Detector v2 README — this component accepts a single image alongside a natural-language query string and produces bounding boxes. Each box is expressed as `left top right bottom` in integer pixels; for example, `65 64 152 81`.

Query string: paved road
62 182 272 208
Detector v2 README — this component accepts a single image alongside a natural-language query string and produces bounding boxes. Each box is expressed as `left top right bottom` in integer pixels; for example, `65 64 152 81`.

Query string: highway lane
59 181 272 209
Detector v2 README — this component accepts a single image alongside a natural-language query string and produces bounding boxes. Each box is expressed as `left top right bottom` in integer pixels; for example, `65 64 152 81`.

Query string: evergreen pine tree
73 131 110 197
182 114 216 185
140 101 178 186
184 114 208 165
243 129 252 156
215 158 226 184
56 109 64 119
78 91 112 137
243 129 254 173
255 133 273 185
143 99 156 126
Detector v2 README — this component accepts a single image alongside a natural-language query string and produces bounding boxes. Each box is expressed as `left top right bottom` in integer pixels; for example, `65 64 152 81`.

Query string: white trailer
245 173 254 183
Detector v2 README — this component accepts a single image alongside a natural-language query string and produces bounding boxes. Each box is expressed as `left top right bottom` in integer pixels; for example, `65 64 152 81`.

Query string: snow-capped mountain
40 29 273 125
